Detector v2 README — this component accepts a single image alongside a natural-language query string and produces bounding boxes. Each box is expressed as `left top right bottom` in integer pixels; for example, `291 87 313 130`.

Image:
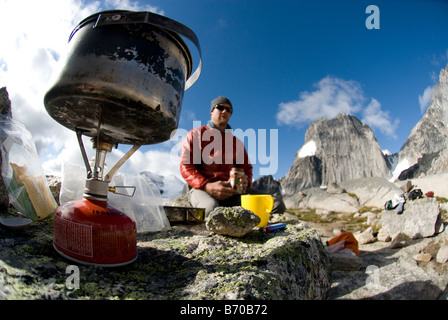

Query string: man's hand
204 181 237 200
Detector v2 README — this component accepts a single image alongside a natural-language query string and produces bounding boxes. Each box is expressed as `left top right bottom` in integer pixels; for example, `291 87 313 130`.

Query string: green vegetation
286 206 382 233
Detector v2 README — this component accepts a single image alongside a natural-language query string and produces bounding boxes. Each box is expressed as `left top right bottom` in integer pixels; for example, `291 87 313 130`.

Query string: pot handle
94 11 202 91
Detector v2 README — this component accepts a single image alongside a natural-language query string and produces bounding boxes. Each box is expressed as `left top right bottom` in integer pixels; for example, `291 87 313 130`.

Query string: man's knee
189 188 219 216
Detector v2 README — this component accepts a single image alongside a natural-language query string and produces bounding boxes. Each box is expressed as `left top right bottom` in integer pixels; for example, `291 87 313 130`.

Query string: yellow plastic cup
241 194 274 228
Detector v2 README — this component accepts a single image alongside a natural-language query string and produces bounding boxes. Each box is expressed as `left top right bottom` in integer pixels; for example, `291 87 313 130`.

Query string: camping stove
43 10 201 266
51 135 141 267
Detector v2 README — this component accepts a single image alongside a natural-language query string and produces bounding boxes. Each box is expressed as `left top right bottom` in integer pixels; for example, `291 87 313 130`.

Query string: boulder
329 249 363 271
331 238 447 300
380 197 441 239
423 233 448 264
377 230 391 242
205 206 260 237
355 227 377 245
398 180 413 193
0 219 332 300
284 177 406 214
390 232 406 249
284 187 359 213
327 182 346 194
437 244 448 264
182 223 332 299
414 253 432 262
340 177 404 208
410 173 448 199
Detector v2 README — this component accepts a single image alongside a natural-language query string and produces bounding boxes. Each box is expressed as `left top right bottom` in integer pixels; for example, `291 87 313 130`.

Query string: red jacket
180 124 253 190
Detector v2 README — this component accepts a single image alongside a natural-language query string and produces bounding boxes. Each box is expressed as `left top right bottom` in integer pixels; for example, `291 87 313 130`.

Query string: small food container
163 206 205 223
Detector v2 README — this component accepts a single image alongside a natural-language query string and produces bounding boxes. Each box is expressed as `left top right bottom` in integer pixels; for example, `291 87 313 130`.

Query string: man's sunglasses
214 104 232 113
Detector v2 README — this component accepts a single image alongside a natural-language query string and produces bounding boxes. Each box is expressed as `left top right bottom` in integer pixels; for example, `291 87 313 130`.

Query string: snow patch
389 159 410 182
298 140 316 158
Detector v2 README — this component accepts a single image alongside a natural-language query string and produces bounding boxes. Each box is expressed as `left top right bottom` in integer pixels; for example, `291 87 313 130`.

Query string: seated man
180 96 285 216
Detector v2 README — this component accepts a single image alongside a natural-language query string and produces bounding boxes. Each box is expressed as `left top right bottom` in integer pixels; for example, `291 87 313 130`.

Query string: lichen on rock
205 206 261 237
175 222 332 299
0 217 332 300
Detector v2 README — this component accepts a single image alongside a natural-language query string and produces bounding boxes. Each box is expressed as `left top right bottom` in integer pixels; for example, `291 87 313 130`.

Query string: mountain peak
398 63 448 168
281 113 390 195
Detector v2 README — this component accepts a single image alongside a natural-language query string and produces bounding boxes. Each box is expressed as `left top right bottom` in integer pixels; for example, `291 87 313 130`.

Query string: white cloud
0 0 102 168
418 85 433 114
361 98 399 139
276 76 399 138
276 76 364 126
104 0 162 13
126 149 182 180
0 0 170 178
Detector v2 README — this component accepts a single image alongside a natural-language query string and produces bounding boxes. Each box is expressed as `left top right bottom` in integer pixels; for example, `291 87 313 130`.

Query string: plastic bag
59 161 86 204
59 162 171 233
109 173 171 233
0 115 57 220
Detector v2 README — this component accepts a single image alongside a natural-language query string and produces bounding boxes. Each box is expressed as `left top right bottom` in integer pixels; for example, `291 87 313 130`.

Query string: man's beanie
210 96 233 113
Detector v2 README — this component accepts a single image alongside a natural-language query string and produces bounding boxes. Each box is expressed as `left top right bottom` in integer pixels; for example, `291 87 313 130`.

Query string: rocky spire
398 64 448 168
281 113 390 195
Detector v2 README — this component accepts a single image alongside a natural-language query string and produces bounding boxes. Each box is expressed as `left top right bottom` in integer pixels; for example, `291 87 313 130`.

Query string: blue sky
1 0 448 182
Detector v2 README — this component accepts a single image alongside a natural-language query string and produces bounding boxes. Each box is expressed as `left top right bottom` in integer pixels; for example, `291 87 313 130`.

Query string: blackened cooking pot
44 10 201 145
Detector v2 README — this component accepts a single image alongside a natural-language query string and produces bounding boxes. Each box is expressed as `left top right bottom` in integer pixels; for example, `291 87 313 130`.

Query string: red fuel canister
53 197 137 267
